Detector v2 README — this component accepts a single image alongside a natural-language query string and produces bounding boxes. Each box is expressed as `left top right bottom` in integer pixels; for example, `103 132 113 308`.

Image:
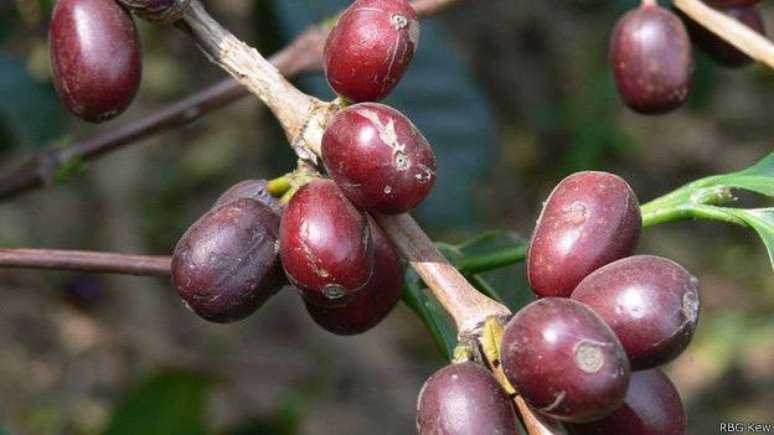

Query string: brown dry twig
0 26 327 199
0 249 170 276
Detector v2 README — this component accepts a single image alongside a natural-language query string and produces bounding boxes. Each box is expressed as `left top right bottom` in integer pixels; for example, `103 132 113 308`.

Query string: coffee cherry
682 5 766 67
501 298 630 423
570 369 686 435
214 179 282 214
324 0 419 102
528 171 641 298
417 362 519 435
304 218 403 335
172 199 284 323
49 0 142 122
279 179 374 305
322 103 436 214
572 256 700 370
610 4 693 114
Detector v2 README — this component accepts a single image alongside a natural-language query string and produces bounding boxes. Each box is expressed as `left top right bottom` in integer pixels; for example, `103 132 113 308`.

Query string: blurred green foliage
101 369 211 435
0 54 63 151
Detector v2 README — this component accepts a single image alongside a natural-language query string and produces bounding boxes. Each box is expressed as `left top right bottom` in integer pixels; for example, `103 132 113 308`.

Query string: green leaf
736 152 774 177
642 153 774 270
454 231 528 275
401 268 457 360
715 152 774 197
723 208 774 269
454 231 531 311
102 369 212 435
435 242 464 263
400 232 533 358
0 54 65 149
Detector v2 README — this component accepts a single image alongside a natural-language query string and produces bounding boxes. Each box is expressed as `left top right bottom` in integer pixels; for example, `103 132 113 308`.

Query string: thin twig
0 26 327 200
375 213 511 336
179 1 319 144
0 249 171 276
0 0 461 201
674 0 774 69
179 0 511 337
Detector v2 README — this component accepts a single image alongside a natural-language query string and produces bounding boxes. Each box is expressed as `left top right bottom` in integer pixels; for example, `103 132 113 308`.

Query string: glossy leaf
401 267 457 360
454 231 532 312
719 152 774 197
724 208 774 268
400 233 533 358
642 152 774 269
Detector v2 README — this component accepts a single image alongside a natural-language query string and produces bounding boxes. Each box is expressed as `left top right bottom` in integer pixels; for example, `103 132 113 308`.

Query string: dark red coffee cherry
304 218 403 335
610 4 693 114
528 171 641 298
572 256 700 370
322 103 436 214
682 5 766 67
49 0 142 123
705 0 760 6
172 199 284 323
324 0 419 102
279 179 374 305
417 361 519 435
214 179 282 214
501 298 631 423
570 369 687 435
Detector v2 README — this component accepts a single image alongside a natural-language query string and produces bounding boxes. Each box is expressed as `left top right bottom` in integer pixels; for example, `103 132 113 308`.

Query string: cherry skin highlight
527 171 641 298
501 298 631 423
572 255 700 370
172 199 284 323
416 361 519 435
322 103 436 214
279 179 374 306
570 369 687 435
324 0 419 102
610 4 694 114
304 217 403 335
49 0 142 122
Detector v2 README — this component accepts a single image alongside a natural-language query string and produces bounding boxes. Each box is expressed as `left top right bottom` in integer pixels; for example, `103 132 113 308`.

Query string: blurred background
0 0 772 433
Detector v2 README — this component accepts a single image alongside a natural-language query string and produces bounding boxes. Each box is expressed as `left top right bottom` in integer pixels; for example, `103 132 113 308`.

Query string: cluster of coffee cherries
610 0 767 114
417 172 699 434
47 0 705 432
170 0 436 335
